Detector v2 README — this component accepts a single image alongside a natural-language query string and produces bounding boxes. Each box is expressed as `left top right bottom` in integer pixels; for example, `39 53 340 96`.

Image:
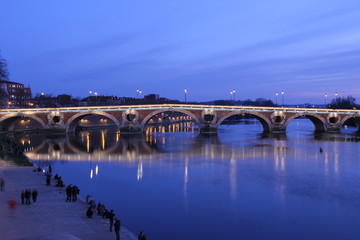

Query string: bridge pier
199 125 218 134
270 124 286 133
119 124 143 134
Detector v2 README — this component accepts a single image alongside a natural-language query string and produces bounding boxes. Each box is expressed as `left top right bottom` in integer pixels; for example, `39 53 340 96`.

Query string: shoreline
0 165 137 240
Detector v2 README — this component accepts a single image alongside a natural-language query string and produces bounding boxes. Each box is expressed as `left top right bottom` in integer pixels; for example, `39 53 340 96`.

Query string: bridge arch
339 115 360 132
0 113 46 131
140 109 201 131
66 111 120 133
216 111 272 132
285 113 327 132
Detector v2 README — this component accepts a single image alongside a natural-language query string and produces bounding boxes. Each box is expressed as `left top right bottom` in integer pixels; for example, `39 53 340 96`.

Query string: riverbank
0 166 137 240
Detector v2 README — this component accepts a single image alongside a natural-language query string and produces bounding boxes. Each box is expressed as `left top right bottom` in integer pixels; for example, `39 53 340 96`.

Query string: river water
20 119 360 240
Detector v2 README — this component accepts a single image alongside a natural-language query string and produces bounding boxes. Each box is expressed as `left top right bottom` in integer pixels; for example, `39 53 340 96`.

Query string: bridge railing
0 104 359 114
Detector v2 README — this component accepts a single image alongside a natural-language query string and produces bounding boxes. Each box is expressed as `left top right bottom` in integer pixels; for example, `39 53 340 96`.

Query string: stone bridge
0 104 359 134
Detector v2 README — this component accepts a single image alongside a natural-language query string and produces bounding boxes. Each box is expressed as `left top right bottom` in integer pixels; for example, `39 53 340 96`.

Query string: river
18 119 360 240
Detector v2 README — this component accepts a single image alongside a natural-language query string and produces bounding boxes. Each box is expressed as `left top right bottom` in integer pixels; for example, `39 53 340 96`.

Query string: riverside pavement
0 166 137 240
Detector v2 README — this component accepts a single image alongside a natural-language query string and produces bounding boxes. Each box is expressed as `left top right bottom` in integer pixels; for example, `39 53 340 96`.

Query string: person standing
21 190 25 204
32 189 38 203
0 178 5 191
114 219 121 240
138 231 147 240
109 210 115 232
25 189 31 205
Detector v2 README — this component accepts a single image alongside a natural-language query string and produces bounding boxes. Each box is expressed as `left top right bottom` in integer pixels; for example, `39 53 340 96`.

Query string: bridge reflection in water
12 120 353 182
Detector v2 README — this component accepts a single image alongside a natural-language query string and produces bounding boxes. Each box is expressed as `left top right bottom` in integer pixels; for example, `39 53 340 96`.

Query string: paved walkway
0 166 137 240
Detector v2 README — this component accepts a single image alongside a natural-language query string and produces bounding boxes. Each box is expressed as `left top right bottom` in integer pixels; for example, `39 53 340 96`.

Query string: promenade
0 166 137 240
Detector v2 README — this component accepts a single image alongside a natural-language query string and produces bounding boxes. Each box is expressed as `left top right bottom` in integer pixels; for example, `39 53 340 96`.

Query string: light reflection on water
17 119 360 240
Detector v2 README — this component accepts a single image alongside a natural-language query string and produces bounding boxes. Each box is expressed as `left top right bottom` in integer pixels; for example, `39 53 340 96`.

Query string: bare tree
0 52 9 108
0 51 9 81
330 96 356 109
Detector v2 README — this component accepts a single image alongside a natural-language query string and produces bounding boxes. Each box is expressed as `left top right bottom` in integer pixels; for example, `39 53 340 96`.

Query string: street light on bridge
281 90 284 107
324 93 328 106
136 89 142 98
230 90 236 101
275 92 279 105
184 88 187 103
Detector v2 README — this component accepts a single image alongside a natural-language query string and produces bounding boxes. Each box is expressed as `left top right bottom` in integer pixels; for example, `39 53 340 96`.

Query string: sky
1 0 360 104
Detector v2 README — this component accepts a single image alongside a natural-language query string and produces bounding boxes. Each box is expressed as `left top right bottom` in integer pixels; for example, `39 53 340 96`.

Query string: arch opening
67 113 119 133
341 117 360 134
286 114 326 134
52 116 61 123
217 112 271 133
217 113 271 137
0 116 45 132
143 111 198 135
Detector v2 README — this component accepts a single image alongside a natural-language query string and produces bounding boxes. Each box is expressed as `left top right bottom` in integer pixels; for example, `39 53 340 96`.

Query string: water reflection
10 119 360 240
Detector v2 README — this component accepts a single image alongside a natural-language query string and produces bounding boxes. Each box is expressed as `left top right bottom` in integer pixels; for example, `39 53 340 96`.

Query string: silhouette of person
138 231 147 240
21 190 25 204
86 207 93 218
0 178 5 191
32 189 38 202
109 210 115 232
25 189 31 205
114 219 121 240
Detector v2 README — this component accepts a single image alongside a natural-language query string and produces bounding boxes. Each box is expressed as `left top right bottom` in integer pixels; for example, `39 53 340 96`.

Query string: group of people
85 196 121 239
20 189 38 204
65 184 80 202
84 195 147 240
40 170 147 240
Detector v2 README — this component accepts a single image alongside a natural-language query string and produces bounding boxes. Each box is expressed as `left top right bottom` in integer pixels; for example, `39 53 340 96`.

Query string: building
0 80 32 108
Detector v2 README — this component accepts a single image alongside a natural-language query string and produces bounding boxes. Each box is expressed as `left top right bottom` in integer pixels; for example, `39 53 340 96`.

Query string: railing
0 104 359 114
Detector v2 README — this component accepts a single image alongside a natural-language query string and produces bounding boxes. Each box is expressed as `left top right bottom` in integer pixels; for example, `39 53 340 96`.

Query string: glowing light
137 161 143 180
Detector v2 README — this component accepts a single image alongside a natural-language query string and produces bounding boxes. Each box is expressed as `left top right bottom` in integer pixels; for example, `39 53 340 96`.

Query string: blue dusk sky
1 0 360 104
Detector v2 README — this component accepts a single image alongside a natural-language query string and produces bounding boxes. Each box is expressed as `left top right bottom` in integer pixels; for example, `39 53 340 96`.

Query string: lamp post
275 92 278 105
335 92 338 98
230 90 236 101
281 90 284 107
184 88 187 103
94 92 98 103
136 89 142 99
324 93 328 107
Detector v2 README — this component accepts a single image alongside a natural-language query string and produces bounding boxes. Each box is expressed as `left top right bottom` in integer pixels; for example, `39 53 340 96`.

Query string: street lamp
136 89 142 98
275 92 279 105
230 90 236 101
184 88 187 103
94 92 98 103
89 90 92 96
324 93 328 106
281 90 284 107
335 92 338 98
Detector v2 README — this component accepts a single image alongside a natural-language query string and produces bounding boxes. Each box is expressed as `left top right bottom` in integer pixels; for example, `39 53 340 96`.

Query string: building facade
0 80 32 108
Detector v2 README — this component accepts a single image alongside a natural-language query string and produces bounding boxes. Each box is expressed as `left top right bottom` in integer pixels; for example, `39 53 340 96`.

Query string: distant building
0 80 32 108
144 94 160 103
